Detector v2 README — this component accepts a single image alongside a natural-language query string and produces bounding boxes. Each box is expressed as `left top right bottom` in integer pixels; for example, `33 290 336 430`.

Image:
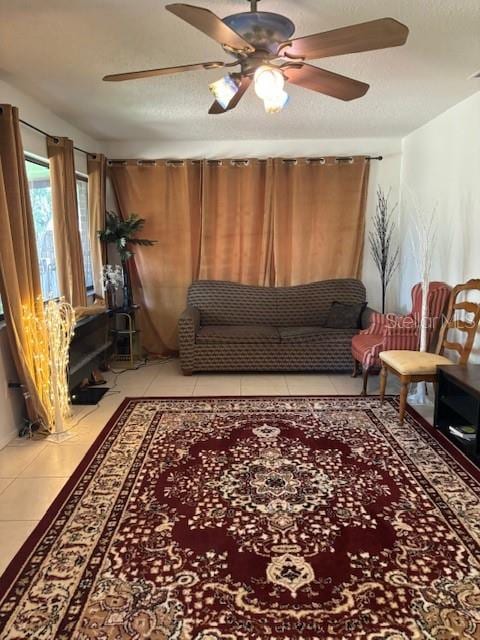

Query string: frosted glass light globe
263 90 289 113
254 66 285 100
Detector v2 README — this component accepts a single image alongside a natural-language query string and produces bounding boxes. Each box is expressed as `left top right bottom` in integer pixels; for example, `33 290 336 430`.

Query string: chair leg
399 381 409 424
380 365 388 403
351 359 360 378
361 369 369 396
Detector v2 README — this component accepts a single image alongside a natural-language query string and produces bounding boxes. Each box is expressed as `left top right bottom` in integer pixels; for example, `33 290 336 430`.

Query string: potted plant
98 212 156 309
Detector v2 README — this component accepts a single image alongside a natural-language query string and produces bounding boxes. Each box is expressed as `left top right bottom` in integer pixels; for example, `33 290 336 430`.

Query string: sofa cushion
279 326 355 344
279 326 327 340
197 325 280 344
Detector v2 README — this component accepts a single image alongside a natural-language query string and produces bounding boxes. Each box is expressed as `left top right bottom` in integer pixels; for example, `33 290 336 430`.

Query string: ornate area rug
1 397 480 640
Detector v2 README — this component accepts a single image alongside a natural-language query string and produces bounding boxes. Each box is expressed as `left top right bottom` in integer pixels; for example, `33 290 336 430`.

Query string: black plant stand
110 305 141 369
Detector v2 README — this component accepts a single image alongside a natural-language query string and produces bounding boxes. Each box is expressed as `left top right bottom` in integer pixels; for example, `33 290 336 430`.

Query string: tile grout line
0 479 14 496
0 518 41 523
191 377 199 396
1 444 49 481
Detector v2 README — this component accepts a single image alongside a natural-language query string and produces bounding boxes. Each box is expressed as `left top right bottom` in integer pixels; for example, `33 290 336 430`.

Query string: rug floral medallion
1 397 480 640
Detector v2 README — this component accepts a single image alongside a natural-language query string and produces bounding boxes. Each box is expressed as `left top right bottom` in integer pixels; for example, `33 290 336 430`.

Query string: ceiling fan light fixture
209 74 239 108
105 4 410 115
253 65 285 100
263 89 289 113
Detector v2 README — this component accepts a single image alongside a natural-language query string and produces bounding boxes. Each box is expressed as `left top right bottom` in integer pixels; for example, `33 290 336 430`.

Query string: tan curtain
271 157 370 285
199 159 274 286
108 156 370 350
87 153 106 298
0 105 49 428
109 161 202 353
47 136 87 307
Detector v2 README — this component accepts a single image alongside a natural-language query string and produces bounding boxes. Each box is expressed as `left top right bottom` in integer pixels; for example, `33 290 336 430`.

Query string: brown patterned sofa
178 279 369 374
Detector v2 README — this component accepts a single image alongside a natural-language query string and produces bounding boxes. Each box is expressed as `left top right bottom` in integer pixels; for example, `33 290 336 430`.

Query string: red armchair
352 282 451 395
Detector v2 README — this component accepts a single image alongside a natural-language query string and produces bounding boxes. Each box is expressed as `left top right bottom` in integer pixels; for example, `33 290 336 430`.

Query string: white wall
103 137 400 161
0 333 24 448
105 136 403 313
0 78 105 446
399 91 480 356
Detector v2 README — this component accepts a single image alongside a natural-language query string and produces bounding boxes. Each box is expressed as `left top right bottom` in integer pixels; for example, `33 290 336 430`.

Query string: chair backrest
436 279 480 364
410 281 451 320
409 281 451 348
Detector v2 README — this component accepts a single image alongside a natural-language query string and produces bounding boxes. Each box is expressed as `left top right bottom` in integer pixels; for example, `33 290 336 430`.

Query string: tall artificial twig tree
409 201 437 353
369 187 400 313
406 190 437 405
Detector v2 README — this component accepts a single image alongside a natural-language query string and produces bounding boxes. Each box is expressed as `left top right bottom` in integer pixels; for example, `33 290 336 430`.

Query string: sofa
178 279 369 374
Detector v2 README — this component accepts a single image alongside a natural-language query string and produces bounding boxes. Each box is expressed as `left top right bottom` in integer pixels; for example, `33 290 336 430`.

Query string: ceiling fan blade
284 64 369 101
279 18 409 60
103 61 225 82
166 3 254 53
209 76 252 114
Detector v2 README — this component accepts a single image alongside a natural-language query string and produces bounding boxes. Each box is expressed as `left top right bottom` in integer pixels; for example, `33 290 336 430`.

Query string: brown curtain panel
109 156 370 350
109 161 202 353
87 153 106 298
199 159 274 286
0 105 50 428
47 136 87 307
271 157 370 286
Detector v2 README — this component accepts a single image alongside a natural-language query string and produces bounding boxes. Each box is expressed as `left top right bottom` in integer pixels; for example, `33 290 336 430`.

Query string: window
76 176 94 291
25 158 59 300
24 158 94 302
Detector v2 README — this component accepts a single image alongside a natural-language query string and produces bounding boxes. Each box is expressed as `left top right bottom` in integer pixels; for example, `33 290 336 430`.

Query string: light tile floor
0 358 433 575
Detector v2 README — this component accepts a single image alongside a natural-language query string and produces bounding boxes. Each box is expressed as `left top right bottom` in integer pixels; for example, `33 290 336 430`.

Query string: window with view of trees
25 158 59 300
23 158 93 304
76 176 94 291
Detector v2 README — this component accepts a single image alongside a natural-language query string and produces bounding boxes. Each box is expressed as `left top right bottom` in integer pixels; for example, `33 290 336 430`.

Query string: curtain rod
19 118 92 156
16 115 384 163
109 155 383 166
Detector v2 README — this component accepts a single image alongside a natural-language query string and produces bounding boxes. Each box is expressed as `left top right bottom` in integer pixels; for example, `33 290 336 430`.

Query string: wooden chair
352 282 450 396
380 279 480 423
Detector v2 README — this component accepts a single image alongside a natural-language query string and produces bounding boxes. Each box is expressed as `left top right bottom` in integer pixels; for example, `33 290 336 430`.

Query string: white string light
23 298 76 439
44 299 76 439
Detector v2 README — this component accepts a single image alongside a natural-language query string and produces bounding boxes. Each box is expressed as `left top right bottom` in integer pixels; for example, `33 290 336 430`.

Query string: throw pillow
325 301 367 330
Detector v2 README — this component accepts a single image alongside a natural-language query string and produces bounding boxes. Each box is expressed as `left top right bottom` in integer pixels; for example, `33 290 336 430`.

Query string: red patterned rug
1 396 480 639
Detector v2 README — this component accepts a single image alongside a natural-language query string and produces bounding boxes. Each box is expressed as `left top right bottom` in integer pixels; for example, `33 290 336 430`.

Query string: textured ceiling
0 0 479 142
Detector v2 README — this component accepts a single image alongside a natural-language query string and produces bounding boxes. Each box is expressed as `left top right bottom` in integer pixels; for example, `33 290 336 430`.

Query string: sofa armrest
178 305 200 345
360 307 380 331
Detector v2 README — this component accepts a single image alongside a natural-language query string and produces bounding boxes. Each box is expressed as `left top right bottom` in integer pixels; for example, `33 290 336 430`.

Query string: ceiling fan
103 0 409 115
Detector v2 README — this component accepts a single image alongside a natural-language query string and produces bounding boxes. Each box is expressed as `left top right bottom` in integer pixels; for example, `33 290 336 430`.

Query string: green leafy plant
98 212 156 307
98 211 156 262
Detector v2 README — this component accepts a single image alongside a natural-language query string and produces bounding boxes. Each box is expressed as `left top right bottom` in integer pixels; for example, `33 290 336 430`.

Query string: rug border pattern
1 394 480 638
